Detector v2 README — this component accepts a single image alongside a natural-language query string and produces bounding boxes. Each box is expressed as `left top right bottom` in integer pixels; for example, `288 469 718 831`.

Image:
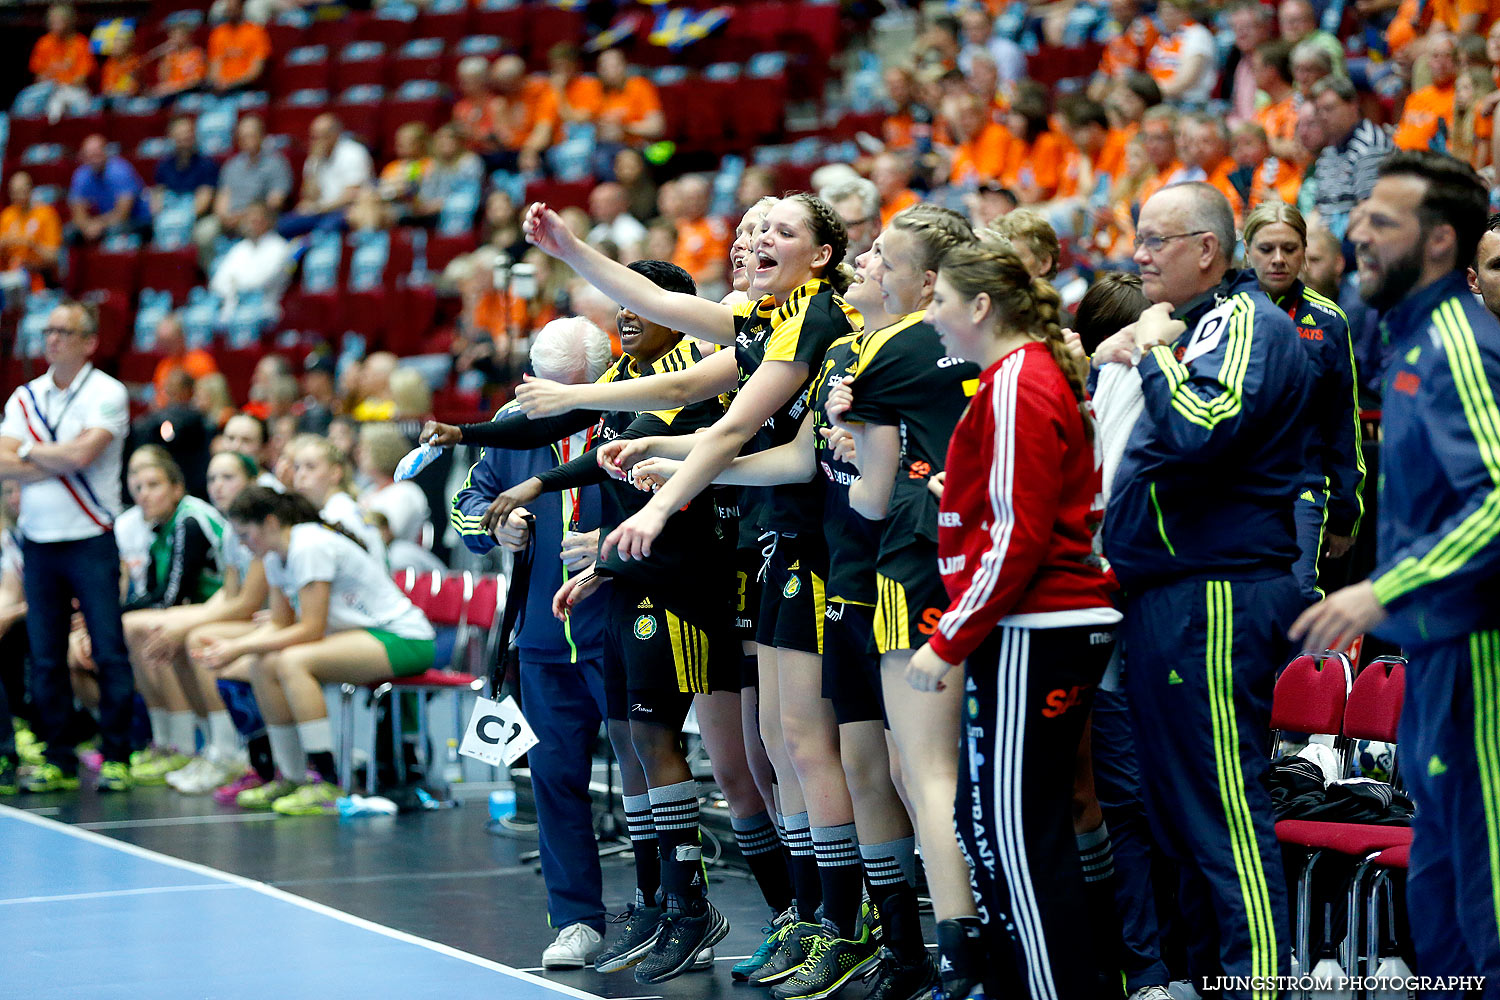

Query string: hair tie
233 451 260 479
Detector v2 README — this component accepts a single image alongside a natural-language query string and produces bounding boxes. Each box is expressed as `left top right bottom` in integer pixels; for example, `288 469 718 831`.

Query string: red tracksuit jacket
929 341 1116 665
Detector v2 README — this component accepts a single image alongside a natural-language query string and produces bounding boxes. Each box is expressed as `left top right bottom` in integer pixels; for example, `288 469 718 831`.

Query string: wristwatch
16 441 33 463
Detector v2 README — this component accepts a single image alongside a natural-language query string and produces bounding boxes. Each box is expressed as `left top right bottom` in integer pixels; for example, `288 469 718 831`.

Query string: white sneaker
173 751 245 794
543 922 604 969
165 757 209 791
692 947 713 970
1128 988 1174 1000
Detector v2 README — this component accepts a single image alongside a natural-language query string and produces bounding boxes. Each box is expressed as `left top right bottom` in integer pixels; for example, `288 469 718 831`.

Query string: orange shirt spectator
1247 156 1303 208
949 122 1010 186
101 54 140 98
1205 158 1245 224
0 201 61 281
1100 16 1160 78
1394 82 1457 150
156 47 205 95
454 93 497 151
672 216 731 285
30 30 94 88
492 75 560 149
152 350 218 409
559 75 604 120
880 189 921 228
1000 131 1066 200
1136 160 1188 208
1056 128 1130 200
1256 94 1300 146
599 78 662 131
207 19 271 91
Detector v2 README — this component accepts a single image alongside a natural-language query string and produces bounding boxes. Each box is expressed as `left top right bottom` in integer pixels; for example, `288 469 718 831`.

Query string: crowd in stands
4 0 1500 998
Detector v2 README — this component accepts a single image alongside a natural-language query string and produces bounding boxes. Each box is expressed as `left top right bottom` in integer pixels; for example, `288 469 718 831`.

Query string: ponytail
227 485 369 552
938 233 1094 445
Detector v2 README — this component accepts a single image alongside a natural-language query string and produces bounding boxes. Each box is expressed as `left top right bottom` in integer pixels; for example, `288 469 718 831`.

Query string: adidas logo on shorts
638 598 653 609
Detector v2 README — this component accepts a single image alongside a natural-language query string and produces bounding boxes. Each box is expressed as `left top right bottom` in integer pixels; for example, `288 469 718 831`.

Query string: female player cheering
915 234 1121 999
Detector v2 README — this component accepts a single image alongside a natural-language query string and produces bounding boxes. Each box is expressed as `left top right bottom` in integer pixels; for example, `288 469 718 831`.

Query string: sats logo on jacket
1042 685 1091 718
1392 371 1421 396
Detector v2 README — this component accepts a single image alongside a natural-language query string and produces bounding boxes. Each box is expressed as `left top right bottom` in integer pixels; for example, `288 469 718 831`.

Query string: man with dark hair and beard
1468 213 1500 320
1293 150 1500 991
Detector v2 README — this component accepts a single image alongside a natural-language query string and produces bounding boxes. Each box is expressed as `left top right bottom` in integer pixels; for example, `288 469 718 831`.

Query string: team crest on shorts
634 615 657 640
783 576 801 598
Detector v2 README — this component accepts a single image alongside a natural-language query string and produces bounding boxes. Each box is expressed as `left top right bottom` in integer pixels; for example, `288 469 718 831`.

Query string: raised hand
513 374 578 418
630 456 682 491
522 202 578 260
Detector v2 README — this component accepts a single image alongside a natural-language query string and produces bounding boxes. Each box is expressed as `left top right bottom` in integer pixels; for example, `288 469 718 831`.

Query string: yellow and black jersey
534 337 731 593
730 278 860 535
808 331 881 606
843 310 979 555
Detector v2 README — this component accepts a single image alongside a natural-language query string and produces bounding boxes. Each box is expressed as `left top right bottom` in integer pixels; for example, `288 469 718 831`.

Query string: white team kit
262 523 432 640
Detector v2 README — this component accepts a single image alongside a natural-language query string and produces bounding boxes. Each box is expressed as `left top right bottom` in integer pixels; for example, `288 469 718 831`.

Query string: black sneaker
633 898 729 985
750 919 825 985
0 755 16 796
863 947 940 1000
935 917 986 1000
594 903 663 973
771 919 881 999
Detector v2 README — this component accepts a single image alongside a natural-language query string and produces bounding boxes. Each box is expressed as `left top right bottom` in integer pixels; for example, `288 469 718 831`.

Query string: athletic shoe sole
776 951 881 1000
594 929 661 974
634 909 729 985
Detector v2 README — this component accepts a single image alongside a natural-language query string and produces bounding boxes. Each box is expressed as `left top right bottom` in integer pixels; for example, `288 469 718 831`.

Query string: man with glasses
1101 182 1315 998
1309 75 1394 240
0 301 135 793
819 176 880 265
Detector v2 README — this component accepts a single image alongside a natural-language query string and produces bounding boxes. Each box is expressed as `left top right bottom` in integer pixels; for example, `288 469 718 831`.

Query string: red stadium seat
67 245 141 300
308 15 361 53
333 43 390 92
427 573 469 628
473 2 527 46
414 3 472 43
268 101 325 144
385 279 438 356
525 8 585 67
7 116 49 153
218 346 267 402
116 349 164 384
426 231 477 273
333 97 384 155
524 179 592 212
138 248 198 302
390 43 446 88
381 96 446 153
273 49 332 94
107 106 171 152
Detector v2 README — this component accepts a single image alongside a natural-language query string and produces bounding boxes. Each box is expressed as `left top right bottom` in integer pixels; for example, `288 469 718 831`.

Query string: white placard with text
459 695 539 767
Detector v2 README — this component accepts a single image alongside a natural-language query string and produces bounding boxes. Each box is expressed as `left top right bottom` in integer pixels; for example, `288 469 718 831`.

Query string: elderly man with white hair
444 315 613 969
819 175 880 264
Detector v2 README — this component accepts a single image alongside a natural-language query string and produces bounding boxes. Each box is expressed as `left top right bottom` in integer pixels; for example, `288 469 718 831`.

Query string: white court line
78 812 281 831
0 805 606 1000
0 883 238 907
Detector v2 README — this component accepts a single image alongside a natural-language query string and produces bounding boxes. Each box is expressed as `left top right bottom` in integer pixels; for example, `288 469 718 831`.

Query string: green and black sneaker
0 754 16 796
96 761 132 793
733 905 798 981
771 918 881 1000
594 900 664 973
749 918 825 986
19 762 80 793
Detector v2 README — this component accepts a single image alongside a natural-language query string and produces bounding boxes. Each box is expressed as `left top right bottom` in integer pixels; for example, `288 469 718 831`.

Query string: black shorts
874 542 948 655
755 532 829 655
821 600 885 726
605 580 737 704
733 545 762 641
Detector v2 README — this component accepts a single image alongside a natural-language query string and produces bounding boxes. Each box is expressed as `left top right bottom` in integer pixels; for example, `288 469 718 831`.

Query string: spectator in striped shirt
1309 75 1395 239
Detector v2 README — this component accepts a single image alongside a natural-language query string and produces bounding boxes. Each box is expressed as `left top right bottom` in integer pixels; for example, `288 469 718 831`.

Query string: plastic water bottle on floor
490 769 517 823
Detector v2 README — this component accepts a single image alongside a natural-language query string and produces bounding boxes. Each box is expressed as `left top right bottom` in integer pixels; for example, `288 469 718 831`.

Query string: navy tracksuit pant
1293 490 1328 602
1401 632 1500 997
23 532 135 769
1123 575 1302 999
1093 684 1173 993
520 655 608 935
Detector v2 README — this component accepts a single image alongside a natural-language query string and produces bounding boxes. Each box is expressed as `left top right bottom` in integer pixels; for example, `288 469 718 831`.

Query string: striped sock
1078 821 1126 991
623 792 660 906
1077 822 1115 884
860 835 924 959
649 779 704 911
783 811 823 920
733 810 794 913
812 822 863 939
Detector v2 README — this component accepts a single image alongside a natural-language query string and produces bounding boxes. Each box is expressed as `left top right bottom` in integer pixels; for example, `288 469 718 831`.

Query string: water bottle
1368 884 1415 999
489 770 517 822
442 738 463 787
1311 902 1353 998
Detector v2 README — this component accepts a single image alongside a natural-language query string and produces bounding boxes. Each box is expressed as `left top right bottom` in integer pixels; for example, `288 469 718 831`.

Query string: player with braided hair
914 233 1121 1000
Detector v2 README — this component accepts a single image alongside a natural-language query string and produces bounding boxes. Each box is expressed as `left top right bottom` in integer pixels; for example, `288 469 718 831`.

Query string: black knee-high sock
861 835 925 961
1079 822 1127 998
248 733 275 781
624 791 661 906
734 810 795 913
649 779 705 913
783 810 823 920
812 822 863 938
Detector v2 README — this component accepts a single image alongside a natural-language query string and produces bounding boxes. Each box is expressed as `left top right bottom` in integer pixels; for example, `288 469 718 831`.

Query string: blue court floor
0 804 607 1000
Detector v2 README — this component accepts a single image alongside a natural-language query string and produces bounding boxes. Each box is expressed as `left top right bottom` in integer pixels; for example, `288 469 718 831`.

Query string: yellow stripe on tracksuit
1304 286 1367 536
1373 301 1500 604
1472 630 1500 943
1205 581 1277 999
874 574 910 654
1150 298 1254 431
666 609 709 694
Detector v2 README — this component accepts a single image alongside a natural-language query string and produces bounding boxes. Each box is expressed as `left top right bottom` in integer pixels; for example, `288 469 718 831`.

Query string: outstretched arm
524 202 738 344
514 349 739 418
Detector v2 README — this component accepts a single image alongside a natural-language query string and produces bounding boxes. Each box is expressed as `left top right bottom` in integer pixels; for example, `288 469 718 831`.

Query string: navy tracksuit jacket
1274 279 1366 599
1369 269 1500 994
1105 269 1315 999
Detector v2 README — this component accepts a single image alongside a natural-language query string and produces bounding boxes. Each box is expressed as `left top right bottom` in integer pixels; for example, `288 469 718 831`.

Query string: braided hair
888 203 976 275
227 486 369 552
784 192 853 294
939 232 1093 444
